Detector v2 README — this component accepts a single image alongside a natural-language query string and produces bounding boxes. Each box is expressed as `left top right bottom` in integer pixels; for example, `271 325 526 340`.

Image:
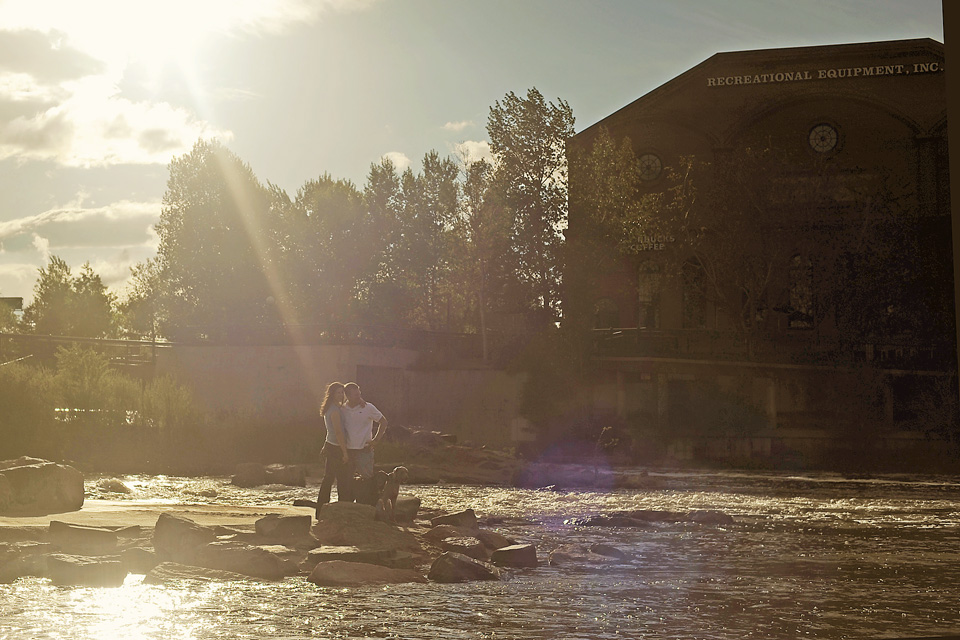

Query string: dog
374 466 408 523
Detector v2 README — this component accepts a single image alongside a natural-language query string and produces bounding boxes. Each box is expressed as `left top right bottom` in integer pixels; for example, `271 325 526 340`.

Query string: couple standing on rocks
316 381 388 519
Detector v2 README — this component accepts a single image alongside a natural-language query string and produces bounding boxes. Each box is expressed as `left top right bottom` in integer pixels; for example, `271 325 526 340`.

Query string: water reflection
2 471 959 638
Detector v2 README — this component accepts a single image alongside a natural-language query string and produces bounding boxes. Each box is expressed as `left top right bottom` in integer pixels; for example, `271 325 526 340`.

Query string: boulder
264 464 306 487
46 553 127 587
430 509 478 529
231 463 267 488
144 561 252 584
96 478 132 494
490 544 538 568
394 496 421 522
193 541 296 580
512 463 615 489
548 544 619 567
308 560 426 586
120 547 159 574
572 515 656 528
440 536 488 560
0 542 52 583
254 514 314 542
474 529 517 551
299 546 395 572
589 543 631 561
152 513 217 563
423 524 475 542
0 457 84 515
49 521 118 555
428 552 500 583
313 502 422 553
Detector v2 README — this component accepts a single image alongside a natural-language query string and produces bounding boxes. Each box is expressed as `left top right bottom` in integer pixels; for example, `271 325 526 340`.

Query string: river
2 470 959 639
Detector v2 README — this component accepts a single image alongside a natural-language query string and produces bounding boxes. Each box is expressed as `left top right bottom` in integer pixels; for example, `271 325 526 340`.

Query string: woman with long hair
316 381 351 518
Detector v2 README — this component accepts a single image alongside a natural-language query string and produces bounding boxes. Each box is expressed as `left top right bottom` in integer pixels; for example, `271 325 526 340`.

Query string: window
638 262 662 329
808 123 838 154
788 254 814 329
594 298 619 329
638 153 662 181
682 260 706 329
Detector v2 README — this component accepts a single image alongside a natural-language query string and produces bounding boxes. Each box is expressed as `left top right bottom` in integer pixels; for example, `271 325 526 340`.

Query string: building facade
567 39 955 465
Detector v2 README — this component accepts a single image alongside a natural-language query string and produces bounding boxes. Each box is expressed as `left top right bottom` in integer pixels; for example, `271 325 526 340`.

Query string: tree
566 126 645 327
456 157 512 360
153 139 278 341
23 257 115 338
487 88 574 321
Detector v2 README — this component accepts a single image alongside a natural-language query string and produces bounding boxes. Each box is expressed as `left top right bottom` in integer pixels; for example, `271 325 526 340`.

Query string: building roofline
575 38 944 140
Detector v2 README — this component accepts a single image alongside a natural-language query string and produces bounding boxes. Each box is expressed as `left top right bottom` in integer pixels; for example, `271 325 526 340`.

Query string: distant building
567 39 955 464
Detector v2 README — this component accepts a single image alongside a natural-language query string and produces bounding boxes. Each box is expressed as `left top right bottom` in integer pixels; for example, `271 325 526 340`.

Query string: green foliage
23 257 116 338
487 87 574 320
153 139 277 341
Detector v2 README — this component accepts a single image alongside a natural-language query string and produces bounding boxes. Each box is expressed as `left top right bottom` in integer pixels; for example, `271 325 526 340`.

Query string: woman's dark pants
317 442 354 517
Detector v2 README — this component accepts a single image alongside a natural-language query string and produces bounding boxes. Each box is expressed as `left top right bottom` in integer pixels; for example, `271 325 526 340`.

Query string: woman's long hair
320 382 345 416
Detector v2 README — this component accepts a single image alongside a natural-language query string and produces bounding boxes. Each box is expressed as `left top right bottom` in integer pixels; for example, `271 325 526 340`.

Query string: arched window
682 260 706 329
788 254 814 329
594 298 619 329
638 262 662 329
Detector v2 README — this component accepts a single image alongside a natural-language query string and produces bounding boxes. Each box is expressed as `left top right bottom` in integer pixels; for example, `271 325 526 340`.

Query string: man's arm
371 415 388 444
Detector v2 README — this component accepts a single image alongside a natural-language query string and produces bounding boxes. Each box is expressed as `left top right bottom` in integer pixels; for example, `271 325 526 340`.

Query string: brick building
567 39 955 465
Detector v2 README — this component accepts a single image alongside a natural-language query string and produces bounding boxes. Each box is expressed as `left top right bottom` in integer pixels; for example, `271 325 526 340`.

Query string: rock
512 463 615 489
144 562 252 584
152 513 217 563
254 514 313 541
572 515 656 528
49 521 118 555
120 547 159 574
264 464 306 487
96 478 132 494
193 541 297 580
46 553 127 587
0 457 84 515
308 560 426 586
548 544 616 567
490 544 538 568
403 465 441 485
313 502 422 553
440 536 488 560
231 463 267 488
589 543 631 560
394 496 421 522
428 552 500 583
299 546 396 572
423 524 476 542
688 510 736 525
430 509 478 529
0 541 52 582
474 529 517 551
408 430 446 449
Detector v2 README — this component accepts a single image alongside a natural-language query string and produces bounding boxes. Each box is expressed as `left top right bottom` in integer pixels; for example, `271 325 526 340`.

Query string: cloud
0 78 233 166
381 151 412 172
443 120 473 132
453 140 494 166
0 198 160 241
32 234 50 261
0 29 105 82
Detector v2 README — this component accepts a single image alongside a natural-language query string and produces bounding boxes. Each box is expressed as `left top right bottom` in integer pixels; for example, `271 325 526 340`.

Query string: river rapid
2 470 960 639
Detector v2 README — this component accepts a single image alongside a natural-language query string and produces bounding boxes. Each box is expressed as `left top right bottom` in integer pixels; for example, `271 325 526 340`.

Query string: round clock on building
638 153 662 180
808 123 838 153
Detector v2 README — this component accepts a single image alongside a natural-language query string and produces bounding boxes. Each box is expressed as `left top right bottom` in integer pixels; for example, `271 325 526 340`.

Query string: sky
0 0 946 304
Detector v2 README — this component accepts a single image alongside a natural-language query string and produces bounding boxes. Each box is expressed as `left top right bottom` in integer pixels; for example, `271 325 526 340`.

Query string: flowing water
2 470 960 639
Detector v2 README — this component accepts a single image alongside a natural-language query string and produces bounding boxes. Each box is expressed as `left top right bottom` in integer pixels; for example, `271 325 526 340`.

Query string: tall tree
487 87 574 321
456 157 512 360
71 263 116 338
154 139 277 341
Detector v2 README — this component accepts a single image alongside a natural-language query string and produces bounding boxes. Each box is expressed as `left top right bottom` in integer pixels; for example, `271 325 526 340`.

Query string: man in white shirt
341 382 388 483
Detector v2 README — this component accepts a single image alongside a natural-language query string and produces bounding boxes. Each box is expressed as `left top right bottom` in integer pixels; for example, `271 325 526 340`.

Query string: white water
2 470 960 639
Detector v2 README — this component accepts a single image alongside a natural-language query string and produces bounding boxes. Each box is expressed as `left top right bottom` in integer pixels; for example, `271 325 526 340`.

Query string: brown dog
374 466 408 523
